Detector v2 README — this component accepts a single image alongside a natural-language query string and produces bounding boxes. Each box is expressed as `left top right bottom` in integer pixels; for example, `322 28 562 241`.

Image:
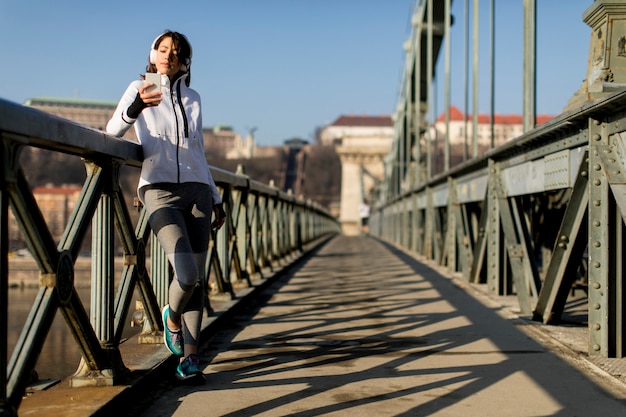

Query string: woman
106 30 225 383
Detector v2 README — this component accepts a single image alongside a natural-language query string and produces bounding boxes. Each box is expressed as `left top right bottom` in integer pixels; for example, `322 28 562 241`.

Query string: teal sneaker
176 354 205 383
162 305 183 356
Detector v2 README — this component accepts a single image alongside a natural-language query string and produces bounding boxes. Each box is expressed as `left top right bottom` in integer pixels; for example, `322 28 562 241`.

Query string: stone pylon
565 0 626 111
336 140 392 236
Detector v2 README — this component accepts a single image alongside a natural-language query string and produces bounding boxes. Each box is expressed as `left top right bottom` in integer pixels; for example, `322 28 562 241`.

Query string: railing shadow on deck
0 97 340 416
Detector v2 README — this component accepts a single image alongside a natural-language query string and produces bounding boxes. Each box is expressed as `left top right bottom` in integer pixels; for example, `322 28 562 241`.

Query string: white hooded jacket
106 72 221 205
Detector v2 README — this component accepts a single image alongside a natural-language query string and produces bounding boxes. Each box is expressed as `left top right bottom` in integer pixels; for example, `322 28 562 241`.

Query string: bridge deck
18 236 626 416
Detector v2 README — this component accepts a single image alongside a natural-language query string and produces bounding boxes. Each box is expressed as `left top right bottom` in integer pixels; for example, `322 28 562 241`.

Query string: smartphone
144 73 161 93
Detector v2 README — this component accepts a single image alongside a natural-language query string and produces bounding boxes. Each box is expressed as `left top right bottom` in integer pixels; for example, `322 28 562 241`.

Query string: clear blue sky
0 1 592 146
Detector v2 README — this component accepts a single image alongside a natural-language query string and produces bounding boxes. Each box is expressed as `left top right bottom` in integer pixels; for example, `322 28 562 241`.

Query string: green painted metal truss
371 89 626 360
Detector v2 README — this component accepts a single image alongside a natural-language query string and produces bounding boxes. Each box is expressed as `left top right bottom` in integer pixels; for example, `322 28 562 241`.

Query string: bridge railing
0 98 340 414
373 0 626 359
370 88 626 359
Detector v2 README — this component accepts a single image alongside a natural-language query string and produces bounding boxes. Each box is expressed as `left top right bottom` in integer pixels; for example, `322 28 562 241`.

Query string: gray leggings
144 182 213 346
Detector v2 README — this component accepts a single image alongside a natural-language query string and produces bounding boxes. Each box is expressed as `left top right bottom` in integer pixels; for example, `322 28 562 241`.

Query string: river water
8 259 141 382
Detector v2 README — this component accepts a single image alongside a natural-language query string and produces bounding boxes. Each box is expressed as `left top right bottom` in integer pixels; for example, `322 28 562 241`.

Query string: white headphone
149 32 192 72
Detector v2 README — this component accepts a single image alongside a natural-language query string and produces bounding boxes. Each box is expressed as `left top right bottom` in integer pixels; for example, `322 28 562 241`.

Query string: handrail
0 97 340 415
371 86 626 359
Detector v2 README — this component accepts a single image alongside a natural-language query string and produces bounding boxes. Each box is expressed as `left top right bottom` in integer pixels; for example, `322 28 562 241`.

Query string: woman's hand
139 83 162 107
127 87 160 118
212 203 226 230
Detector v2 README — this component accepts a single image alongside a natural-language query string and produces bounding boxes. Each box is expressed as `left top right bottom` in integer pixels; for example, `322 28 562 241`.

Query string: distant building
204 124 254 159
24 96 119 133
434 105 554 147
8 184 82 251
284 137 309 148
281 138 310 196
32 185 83 242
319 114 394 146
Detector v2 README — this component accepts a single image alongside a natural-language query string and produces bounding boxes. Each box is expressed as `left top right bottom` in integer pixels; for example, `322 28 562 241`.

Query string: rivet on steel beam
593 220 601 227
593 282 601 289
593 261 601 268
581 170 588 177
592 344 601 351
593 133 601 141
594 179 601 186
594 164 602 171
560 235 568 242
594 241 601 247
594 200 601 206
594 303 601 310
593 119 600 125
558 242 566 248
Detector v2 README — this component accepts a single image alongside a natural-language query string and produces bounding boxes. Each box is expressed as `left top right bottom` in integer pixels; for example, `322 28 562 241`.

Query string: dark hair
147 30 192 86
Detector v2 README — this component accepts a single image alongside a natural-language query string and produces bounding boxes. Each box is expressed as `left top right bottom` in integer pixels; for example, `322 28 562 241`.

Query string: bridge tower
320 115 394 236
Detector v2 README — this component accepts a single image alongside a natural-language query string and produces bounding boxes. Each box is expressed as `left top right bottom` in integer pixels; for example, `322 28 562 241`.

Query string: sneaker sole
175 371 206 383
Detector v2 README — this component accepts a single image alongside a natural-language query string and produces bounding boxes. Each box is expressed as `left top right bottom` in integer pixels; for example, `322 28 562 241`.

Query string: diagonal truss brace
533 151 589 324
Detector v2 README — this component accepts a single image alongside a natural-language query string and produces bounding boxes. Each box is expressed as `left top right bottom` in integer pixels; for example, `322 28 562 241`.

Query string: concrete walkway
16 235 626 416
125 235 626 417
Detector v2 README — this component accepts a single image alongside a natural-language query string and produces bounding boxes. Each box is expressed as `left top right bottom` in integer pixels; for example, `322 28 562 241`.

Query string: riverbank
8 256 126 288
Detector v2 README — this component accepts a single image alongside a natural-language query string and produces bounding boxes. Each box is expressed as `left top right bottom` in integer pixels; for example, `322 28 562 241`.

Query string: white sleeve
106 81 141 137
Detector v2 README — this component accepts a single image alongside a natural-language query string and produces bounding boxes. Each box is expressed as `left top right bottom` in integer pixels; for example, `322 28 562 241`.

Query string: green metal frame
0 98 340 415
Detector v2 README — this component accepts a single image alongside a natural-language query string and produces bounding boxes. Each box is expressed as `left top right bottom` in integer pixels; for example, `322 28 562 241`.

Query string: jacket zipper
169 83 180 183
176 80 189 138
170 78 189 183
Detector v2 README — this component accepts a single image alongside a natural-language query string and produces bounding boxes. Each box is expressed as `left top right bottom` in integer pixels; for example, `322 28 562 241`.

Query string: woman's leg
179 185 212 356
144 183 212 355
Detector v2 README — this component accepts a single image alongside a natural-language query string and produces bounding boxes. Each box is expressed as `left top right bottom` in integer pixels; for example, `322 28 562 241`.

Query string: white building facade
434 105 554 148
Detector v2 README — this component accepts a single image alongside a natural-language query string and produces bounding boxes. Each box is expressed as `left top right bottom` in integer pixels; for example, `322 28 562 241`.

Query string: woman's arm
106 82 142 137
